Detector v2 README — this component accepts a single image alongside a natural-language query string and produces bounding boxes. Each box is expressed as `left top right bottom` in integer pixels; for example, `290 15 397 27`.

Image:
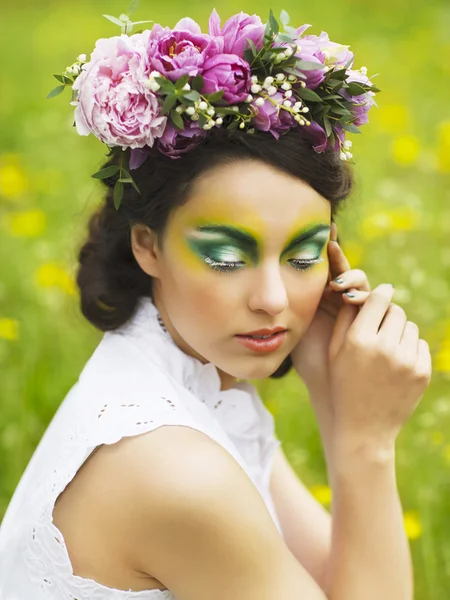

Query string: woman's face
132 159 332 390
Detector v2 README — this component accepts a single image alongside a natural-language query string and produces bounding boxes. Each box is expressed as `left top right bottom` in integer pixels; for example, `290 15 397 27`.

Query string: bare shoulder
54 425 327 599
101 425 327 600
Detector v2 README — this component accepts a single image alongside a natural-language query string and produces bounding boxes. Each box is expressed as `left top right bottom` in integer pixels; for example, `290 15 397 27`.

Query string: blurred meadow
1 0 449 597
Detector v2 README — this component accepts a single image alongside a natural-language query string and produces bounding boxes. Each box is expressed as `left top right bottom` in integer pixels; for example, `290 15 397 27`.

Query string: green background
1 0 449 597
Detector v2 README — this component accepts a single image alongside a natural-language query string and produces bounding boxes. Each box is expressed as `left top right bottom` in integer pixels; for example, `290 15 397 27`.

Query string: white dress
0 295 284 599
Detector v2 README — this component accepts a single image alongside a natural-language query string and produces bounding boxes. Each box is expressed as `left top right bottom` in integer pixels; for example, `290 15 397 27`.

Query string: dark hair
77 127 353 378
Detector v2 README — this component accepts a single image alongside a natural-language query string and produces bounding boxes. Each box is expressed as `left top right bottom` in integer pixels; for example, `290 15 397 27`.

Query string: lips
236 326 287 337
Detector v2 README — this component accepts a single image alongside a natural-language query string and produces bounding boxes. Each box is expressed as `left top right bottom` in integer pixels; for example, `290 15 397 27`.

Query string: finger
377 303 408 347
399 321 420 364
341 289 371 303
327 234 352 282
329 268 371 293
416 339 432 385
329 303 360 358
347 283 396 338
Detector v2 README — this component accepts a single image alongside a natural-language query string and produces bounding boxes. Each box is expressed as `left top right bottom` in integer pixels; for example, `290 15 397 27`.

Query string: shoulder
56 425 326 599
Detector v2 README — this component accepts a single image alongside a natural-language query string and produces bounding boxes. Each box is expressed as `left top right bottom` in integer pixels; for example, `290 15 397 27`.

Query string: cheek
289 260 329 321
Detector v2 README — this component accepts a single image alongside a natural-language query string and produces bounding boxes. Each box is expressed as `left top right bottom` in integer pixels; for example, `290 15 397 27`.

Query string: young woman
0 9 431 600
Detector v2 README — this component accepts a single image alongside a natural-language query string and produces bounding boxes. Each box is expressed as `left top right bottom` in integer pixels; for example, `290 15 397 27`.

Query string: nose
247 260 288 315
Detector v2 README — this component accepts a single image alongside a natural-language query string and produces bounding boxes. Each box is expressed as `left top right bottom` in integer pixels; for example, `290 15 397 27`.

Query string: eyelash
204 256 325 273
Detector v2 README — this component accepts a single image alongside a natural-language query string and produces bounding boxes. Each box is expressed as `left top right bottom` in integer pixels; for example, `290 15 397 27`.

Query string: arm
272 384 414 599
323 433 414 600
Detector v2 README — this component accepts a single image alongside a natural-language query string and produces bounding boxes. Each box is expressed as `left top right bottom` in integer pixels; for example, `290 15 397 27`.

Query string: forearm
323 434 413 600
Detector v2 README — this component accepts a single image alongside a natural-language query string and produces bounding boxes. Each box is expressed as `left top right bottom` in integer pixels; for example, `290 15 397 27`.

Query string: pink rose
251 92 296 139
156 120 207 158
202 53 251 103
208 9 265 58
72 32 167 149
147 19 223 81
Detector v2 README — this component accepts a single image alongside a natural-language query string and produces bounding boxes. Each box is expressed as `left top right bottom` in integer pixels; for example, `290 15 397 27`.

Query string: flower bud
281 82 291 91
284 90 293 98
251 84 262 94
198 101 208 111
245 94 253 103
185 106 196 116
267 86 277 96
206 107 215 116
340 151 347 160
251 75 258 84
215 117 223 125
283 100 292 107
239 122 245 129
255 97 265 107
77 54 87 62
276 73 286 82
182 83 191 91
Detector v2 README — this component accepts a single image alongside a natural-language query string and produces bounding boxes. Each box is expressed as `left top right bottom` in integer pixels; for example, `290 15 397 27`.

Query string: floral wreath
48 2 380 209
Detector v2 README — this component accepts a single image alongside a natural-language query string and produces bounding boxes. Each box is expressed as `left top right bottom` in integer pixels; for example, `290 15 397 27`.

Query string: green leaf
244 37 258 56
216 107 244 116
53 74 71 84
297 87 323 102
170 110 185 129
154 77 175 93
323 117 332 137
343 55 354 70
328 68 348 81
198 113 208 128
280 9 290 26
162 94 177 113
331 106 352 116
183 90 201 102
114 181 124 210
175 74 190 90
268 9 279 35
102 14 125 27
127 0 141 16
120 169 141 194
46 85 66 99
295 60 325 71
205 90 224 103
347 82 368 96
342 122 362 134
275 33 296 44
191 75 204 91
91 166 120 179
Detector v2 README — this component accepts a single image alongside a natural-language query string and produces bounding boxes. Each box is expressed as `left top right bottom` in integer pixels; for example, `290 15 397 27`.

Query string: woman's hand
290 221 371 393
329 283 432 446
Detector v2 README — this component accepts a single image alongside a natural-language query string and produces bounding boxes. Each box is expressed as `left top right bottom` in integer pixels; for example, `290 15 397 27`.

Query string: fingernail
345 291 356 298
334 277 344 284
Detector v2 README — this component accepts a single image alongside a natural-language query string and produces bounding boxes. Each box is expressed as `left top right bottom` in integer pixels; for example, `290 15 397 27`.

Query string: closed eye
203 256 325 274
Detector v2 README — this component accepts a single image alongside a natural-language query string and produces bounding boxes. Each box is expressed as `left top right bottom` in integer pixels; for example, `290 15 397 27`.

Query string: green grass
1 1 450 597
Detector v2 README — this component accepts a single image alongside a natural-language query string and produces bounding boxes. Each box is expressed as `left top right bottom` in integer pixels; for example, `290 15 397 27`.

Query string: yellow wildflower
403 510 423 540
0 318 19 341
434 322 450 372
0 155 29 200
391 135 420 165
436 120 450 173
376 104 411 134
360 206 421 241
430 431 444 446
310 484 332 506
2 208 47 237
34 262 77 296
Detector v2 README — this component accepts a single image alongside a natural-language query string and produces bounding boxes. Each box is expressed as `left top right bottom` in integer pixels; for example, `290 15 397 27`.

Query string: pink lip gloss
235 331 287 353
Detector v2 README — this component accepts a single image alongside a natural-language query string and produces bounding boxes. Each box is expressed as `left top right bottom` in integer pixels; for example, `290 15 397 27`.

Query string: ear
130 224 162 279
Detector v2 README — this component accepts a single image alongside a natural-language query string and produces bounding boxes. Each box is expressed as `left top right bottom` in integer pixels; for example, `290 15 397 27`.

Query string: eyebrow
194 223 331 253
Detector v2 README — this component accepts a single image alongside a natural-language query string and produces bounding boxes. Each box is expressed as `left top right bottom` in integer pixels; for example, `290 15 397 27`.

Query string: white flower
215 117 223 125
255 97 265 106
185 106 196 116
283 100 292 107
203 123 212 130
360 66 368 75
345 151 353 159
175 105 184 113
284 89 293 98
245 94 253 102
288 74 297 81
198 101 208 111
182 83 191 91
343 140 353 149
276 73 286 82
145 80 160 92
150 70 162 79
251 75 258 84
77 54 87 62
302 106 309 113
267 86 277 96
294 101 302 109
281 82 292 91
284 47 293 57
206 107 215 116
340 151 347 160
277 52 286 61
264 76 274 85
251 83 262 94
